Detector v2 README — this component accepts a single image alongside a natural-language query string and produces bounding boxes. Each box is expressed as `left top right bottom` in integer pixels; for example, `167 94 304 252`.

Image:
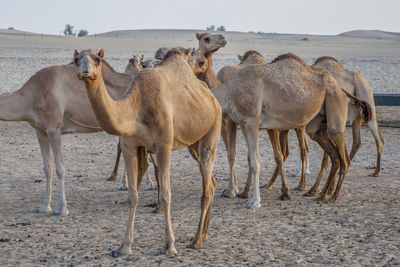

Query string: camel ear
196 33 201 40
74 49 79 59
238 54 243 61
186 48 194 57
98 48 105 59
191 48 196 56
140 54 144 62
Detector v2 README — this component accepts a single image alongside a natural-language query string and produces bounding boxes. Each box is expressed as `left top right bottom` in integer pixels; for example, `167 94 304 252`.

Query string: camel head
125 55 144 74
196 32 227 54
155 47 170 60
190 49 209 75
160 47 196 71
238 50 268 65
74 48 105 80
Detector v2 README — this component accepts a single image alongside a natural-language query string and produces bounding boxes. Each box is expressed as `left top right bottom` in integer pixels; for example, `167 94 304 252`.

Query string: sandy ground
0 30 399 266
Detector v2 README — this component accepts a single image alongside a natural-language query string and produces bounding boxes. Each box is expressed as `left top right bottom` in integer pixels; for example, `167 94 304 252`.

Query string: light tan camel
265 56 384 196
204 53 372 208
302 56 384 196
0 58 133 215
75 48 222 256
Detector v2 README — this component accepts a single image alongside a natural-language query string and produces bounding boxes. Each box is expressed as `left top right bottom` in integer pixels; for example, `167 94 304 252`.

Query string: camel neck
101 62 133 98
198 56 221 89
83 71 139 137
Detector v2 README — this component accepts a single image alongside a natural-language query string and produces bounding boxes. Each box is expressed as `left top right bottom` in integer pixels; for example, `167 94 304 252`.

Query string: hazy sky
1 0 399 35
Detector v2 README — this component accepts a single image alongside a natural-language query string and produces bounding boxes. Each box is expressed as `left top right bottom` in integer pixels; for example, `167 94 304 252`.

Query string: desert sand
0 29 399 266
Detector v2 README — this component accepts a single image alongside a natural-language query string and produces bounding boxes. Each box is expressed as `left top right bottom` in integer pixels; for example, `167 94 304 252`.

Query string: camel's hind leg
111 144 139 257
47 127 68 216
267 130 292 200
189 118 220 249
262 130 289 190
368 118 384 177
294 126 308 191
108 141 121 181
221 119 239 198
35 129 53 213
144 154 156 190
349 117 362 161
304 152 330 197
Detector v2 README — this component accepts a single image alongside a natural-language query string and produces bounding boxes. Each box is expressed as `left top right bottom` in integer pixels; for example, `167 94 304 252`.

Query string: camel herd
0 32 384 257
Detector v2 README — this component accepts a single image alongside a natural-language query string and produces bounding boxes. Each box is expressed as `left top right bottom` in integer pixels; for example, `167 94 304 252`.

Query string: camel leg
242 123 261 209
155 145 177 256
368 118 384 177
349 117 362 161
35 129 53 213
222 119 239 198
238 125 254 198
294 127 308 191
303 152 330 197
118 169 128 191
189 119 220 249
47 127 68 216
262 130 289 190
152 155 163 213
268 130 292 200
144 154 156 190
108 141 121 181
111 144 139 257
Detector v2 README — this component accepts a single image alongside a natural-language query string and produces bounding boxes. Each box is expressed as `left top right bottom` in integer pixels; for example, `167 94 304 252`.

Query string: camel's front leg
47 127 68 216
156 145 177 256
35 129 53 213
243 123 261 209
267 130 291 200
221 119 239 198
112 144 139 257
144 154 156 190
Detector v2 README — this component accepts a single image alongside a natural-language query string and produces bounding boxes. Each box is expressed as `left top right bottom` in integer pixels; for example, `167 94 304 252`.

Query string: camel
265 56 384 196
0 56 135 215
75 48 222 256
201 53 372 208
301 56 384 196
217 50 310 196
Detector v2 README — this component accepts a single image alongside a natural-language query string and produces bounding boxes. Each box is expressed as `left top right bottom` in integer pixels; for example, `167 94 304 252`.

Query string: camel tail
341 88 372 124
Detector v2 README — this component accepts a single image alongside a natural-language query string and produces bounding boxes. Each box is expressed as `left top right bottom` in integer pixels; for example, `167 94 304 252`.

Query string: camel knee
200 147 211 164
55 165 65 179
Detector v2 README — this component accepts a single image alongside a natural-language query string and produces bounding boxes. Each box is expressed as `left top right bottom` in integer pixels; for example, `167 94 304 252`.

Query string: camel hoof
303 190 318 197
35 205 52 213
370 171 380 177
153 207 163 214
245 198 261 209
315 194 328 203
107 175 117 181
187 240 204 250
260 183 272 190
237 191 251 199
327 197 339 204
160 247 177 257
111 246 132 258
221 189 236 198
118 185 128 191
52 207 69 216
278 193 292 201
294 185 307 191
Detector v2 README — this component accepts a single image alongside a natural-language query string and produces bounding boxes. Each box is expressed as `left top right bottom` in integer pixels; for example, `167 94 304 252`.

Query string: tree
206 25 216 31
217 25 226 32
77 30 89 37
63 24 76 36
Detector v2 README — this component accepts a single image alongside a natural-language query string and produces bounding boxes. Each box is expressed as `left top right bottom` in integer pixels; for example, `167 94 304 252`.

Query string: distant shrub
206 25 216 31
217 25 226 32
77 30 89 37
63 24 76 36
302 37 310 41
8 27 15 30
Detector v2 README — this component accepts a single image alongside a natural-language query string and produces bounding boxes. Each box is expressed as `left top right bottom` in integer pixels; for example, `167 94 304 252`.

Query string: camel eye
94 57 101 64
74 58 79 65
204 37 210 43
199 61 205 67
